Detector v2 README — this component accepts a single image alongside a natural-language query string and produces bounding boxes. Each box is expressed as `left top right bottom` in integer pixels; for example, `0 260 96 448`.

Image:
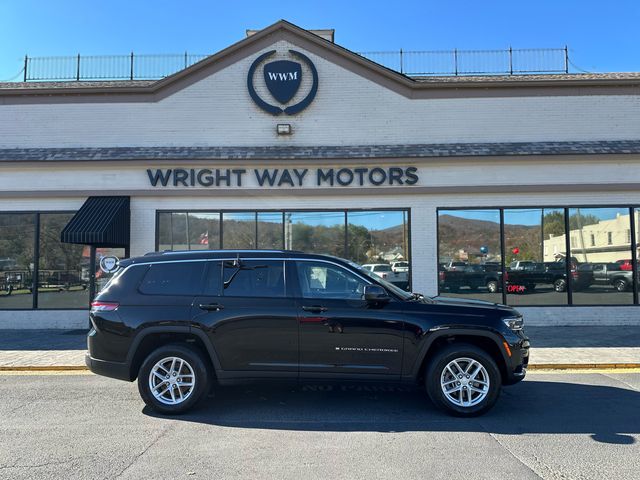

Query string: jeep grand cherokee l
86 250 529 416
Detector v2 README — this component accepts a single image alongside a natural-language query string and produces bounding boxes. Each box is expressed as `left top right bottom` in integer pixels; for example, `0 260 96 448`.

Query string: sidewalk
0 327 639 370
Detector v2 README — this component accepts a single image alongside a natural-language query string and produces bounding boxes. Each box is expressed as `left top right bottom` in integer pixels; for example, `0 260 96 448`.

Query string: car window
223 260 285 298
374 265 392 272
296 261 367 300
139 261 206 296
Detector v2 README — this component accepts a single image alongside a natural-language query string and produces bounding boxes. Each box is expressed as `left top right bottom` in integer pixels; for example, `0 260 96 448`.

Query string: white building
1 20 639 328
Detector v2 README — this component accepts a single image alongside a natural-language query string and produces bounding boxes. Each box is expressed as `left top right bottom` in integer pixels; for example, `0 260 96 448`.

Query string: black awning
61 196 130 247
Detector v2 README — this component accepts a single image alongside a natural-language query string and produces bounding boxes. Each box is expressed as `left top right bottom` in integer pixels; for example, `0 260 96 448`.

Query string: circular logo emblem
247 49 318 116
99 256 119 274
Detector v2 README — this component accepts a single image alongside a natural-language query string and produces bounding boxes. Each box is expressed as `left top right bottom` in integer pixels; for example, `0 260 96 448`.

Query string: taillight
504 271 509 281
571 269 578 279
91 301 119 312
439 271 445 281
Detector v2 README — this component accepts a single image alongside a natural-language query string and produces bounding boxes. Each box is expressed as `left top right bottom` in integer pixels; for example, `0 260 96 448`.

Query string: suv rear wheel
425 344 501 417
614 279 628 292
138 344 210 415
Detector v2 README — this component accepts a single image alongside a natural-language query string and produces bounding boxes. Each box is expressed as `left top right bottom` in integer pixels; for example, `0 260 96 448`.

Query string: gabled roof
1 19 639 100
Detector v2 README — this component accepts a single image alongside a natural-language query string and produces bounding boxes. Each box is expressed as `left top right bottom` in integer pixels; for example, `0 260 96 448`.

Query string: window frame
155 208 412 291
436 205 639 307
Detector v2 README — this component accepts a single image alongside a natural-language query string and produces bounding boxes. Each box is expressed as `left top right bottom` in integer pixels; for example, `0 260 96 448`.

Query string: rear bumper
85 354 132 382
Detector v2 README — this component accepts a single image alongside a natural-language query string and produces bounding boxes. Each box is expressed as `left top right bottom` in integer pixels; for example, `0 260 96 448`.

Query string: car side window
223 260 285 298
296 261 367 299
139 261 206 296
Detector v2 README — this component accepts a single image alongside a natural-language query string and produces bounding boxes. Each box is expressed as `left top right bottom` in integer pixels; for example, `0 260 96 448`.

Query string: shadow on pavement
143 378 639 445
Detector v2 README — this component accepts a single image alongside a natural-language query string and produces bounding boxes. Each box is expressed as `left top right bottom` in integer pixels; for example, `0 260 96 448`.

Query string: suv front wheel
425 344 502 417
138 344 210 415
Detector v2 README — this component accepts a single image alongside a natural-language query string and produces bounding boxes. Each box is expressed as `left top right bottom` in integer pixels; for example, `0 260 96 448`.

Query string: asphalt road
0 371 639 480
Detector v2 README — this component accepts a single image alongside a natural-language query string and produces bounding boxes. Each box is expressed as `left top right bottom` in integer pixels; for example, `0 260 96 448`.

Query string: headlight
502 316 524 331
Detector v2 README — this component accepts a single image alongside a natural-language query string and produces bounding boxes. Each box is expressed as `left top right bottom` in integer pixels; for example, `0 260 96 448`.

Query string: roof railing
19 47 570 82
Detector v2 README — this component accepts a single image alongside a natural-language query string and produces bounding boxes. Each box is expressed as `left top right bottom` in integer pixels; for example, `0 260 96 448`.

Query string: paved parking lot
0 371 638 479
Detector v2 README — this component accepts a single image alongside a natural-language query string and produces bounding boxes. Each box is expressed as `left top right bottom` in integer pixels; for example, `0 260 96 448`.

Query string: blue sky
1 0 639 81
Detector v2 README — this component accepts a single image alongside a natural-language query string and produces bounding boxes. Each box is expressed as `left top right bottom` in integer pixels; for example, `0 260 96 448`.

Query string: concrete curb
1 364 640 373
528 363 640 370
0 366 88 372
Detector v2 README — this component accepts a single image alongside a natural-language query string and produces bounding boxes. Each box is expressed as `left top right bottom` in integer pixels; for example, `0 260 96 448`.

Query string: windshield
344 260 414 300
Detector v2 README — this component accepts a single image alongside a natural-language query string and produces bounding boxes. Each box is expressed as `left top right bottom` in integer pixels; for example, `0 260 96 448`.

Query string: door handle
302 305 328 313
199 303 224 311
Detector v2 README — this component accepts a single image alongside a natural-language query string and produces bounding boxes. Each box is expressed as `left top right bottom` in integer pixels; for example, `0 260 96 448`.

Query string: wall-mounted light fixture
276 124 292 135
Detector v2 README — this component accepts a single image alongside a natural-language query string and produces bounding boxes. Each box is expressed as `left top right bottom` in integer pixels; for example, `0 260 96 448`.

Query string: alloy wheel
440 357 490 407
148 356 196 405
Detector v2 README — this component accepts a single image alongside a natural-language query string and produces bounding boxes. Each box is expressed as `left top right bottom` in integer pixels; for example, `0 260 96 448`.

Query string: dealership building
1 20 640 329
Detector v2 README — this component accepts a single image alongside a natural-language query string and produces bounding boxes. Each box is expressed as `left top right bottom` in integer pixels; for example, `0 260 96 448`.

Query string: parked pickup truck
585 263 634 292
439 264 502 293
362 263 409 290
439 261 594 294
507 262 593 293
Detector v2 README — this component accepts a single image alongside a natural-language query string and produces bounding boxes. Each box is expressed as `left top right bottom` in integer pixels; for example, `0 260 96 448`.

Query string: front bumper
503 331 529 385
85 354 132 382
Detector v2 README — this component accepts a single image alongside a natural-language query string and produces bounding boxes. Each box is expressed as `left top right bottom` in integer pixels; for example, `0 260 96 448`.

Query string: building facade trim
1 140 640 163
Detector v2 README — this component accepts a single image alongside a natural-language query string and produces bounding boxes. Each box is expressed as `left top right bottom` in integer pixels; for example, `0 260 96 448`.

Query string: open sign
507 284 526 294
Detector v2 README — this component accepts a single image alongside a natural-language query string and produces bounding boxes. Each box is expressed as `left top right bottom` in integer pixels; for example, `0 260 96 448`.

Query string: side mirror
364 285 391 304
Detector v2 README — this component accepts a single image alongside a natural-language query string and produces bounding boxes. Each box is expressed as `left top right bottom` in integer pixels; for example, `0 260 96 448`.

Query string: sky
1 0 639 81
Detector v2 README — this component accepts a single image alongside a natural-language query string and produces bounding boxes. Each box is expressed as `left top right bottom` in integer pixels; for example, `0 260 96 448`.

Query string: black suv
86 250 529 416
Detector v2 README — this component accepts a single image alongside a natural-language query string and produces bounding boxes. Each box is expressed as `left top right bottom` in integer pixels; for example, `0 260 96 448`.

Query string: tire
486 280 499 293
554 278 566 292
614 279 628 292
138 344 210 415
425 343 502 417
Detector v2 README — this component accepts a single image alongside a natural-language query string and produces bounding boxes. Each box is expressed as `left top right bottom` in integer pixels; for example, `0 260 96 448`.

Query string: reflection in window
437 209 502 303
568 208 633 305
346 211 409 290
187 213 220 250
223 260 285 298
223 213 256 249
505 208 568 306
95 247 127 295
257 213 283 249
157 209 411 291
286 212 346 257
38 213 89 309
0 214 35 309
296 261 366 299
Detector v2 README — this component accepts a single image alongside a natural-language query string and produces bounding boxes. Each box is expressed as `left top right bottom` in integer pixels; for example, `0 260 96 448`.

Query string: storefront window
257 212 283 249
157 209 411 290
504 208 568 306
346 211 410 290
38 213 89 309
0 213 36 309
568 208 633 305
286 212 346 257
437 209 502 303
95 247 127 295
222 213 256 249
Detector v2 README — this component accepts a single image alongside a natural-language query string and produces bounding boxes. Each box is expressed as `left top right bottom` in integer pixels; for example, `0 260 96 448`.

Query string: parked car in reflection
362 263 408 287
616 259 633 271
580 263 634 292
391 261 409 273
439 264 501 293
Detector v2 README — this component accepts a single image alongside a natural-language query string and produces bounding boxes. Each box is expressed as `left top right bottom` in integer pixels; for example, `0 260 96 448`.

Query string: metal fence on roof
21 47 569 82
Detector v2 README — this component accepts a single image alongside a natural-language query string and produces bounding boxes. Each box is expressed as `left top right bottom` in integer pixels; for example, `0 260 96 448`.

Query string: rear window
139 261 206 296
373 265 392 272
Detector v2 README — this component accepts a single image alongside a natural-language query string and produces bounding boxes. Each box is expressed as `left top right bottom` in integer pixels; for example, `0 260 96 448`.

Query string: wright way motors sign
147 167 419 188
